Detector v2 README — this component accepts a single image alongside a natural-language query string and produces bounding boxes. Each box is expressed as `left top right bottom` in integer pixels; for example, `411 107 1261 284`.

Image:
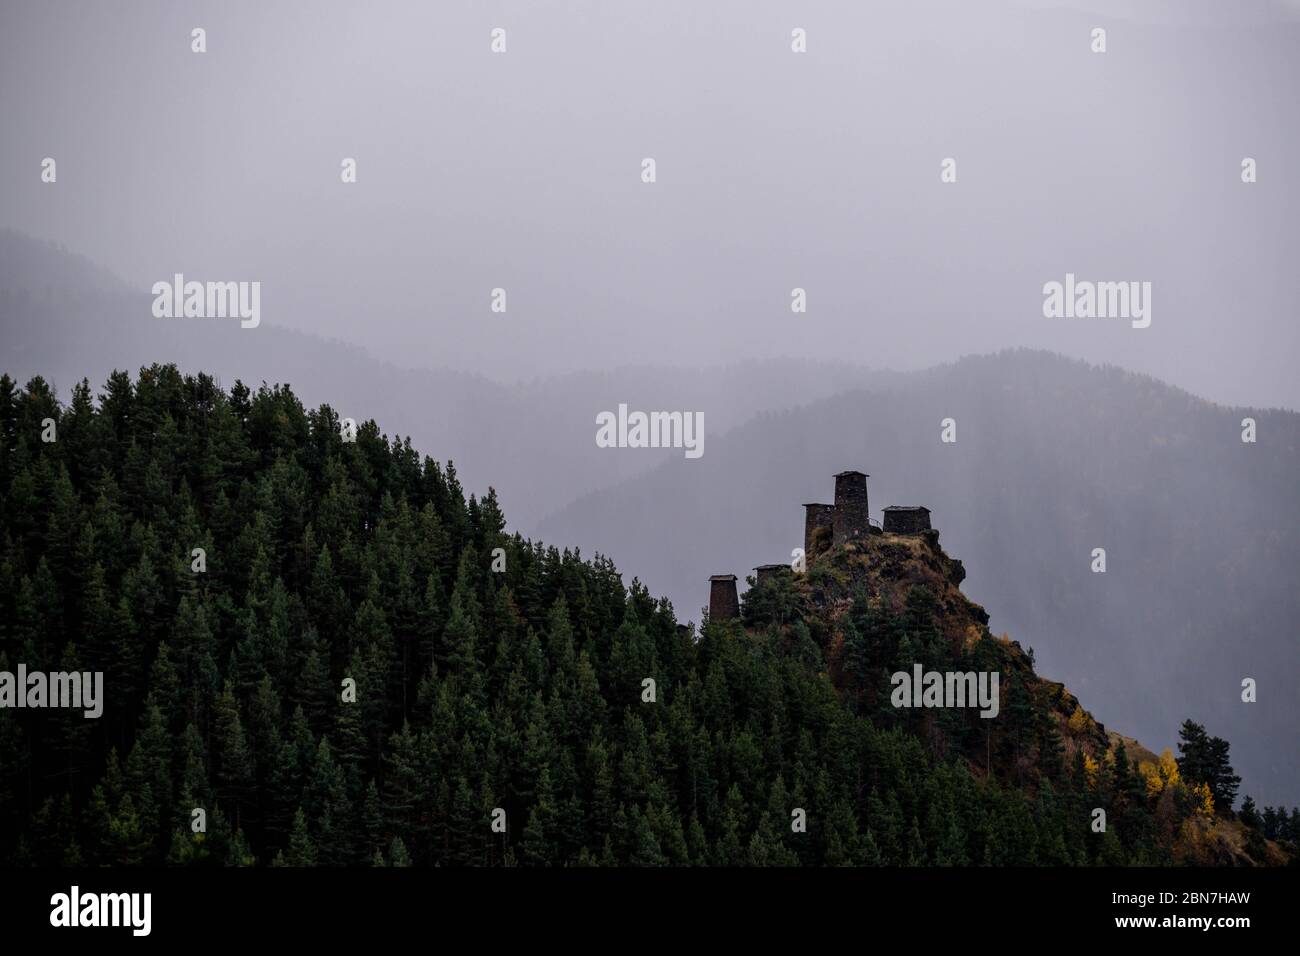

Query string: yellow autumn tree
1191 781 1215 820
1139 749 1182 798
1140 761 1163 798
1158 748 1180 789
1068 705 1089 735
1083 753 1100 790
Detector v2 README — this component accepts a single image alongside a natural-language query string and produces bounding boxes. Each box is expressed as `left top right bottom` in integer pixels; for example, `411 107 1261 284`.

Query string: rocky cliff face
742 529 1288 865
798 529 1113 763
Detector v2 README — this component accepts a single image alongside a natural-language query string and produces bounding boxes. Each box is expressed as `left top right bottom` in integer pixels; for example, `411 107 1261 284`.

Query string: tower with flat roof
832 470 869 546
709 574 739 621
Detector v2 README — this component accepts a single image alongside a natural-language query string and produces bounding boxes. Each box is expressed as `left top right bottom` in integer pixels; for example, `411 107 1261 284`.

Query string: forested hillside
0 366 1294 866
539 349 1300 807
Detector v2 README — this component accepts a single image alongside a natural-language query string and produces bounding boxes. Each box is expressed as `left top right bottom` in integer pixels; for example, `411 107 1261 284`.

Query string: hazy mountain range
539 350 1300 807
2 229 1295 807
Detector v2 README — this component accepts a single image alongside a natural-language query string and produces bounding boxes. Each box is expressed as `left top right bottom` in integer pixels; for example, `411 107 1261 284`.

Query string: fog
2 0 1298 407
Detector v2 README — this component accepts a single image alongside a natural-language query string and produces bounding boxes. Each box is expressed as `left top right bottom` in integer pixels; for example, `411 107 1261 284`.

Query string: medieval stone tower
802 502 835 559
754 564 792 586
832 470 870 546
707 471 937 620
882 505 931 534
708 574 739 621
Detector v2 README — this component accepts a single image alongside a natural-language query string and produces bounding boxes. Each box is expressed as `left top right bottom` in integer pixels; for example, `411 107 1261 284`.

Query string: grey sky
3 0 1298 409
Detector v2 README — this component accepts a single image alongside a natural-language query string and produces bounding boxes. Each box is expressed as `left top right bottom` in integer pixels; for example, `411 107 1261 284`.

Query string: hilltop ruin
709 471 938 619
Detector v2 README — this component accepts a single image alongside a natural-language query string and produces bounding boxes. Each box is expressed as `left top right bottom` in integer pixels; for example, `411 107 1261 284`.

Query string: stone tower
832 470 869 546
754 564 791 586
802 503 835 559
709 574 739 621
882 506 931 534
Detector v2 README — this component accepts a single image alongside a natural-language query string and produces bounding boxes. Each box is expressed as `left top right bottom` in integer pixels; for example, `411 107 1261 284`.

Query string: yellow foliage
1068 705 1089 735
1191 781 1215 820
1083 754 1099 790
1158 748 1180 788
1138 750 1180 800
1139 761 1163 798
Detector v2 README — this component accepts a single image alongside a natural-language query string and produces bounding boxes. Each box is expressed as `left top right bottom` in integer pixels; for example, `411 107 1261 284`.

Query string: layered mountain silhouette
1 363 1290 865
537 352 1300 807
3 230 1295 808
0 230 882 531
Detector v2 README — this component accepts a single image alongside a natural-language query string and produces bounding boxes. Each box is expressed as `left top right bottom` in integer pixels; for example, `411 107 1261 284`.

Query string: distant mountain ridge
3 230 1294 807
0 229 883 531
1 363 1290 866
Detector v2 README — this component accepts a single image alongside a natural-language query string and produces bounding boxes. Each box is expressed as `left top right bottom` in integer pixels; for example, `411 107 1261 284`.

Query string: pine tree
1240 795 1260 829
213 683 255 830
0 365 1269 871
1176 719 1212 784
1205 736 1241 811
287 808 317 866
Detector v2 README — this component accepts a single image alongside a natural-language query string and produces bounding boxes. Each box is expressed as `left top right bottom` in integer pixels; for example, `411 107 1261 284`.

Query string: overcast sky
3 0 1298 409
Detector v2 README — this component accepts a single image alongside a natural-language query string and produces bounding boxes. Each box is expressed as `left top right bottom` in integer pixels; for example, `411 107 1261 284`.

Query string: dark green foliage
1177 719 1242 812
0 367 1259 867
